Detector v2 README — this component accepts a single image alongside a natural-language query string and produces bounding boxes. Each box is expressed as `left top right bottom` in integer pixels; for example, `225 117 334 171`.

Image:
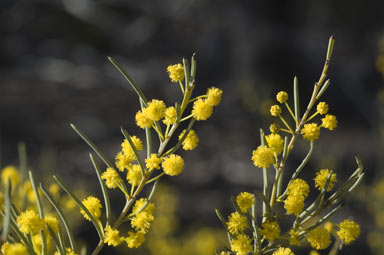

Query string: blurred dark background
1 0 384 254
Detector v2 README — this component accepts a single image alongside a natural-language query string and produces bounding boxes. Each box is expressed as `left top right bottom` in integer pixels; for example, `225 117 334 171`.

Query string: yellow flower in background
230 234 252 255
48 183 60 196
316 102 329 115
337 219 360 244
252 146 274 168
307 227 331 250
260 220 280 242
1 166 20 186
236 192 255 213
135 110 154 129
1 242 27 255
162 106 177 125
16 210 44 234
101 168 121 189
192 99 213 121
227 212 248 235
126 164 143 186
266 133 284 155
287 179 309 198
206 87 223 106
276 91 288 103
104 225 123 247
80 196 102 221
321 114 337 130
270 105 282 116
324 221 334 233
145 153 163 170
314 169 337 191
301 123 320 141
162 154 184 176
167 63 184 83
125 231 146 248
272 247 295 255
178 129 199 151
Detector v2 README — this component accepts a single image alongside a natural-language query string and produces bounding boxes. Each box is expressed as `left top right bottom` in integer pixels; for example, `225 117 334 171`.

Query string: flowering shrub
0 55 222 255
216 36 363 255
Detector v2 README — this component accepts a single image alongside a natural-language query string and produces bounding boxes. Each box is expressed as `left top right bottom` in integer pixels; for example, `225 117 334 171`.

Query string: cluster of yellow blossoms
219 37 363 255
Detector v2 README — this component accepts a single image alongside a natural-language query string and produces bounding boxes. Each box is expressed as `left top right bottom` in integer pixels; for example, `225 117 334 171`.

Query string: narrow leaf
89 153 112 226
71 123 114 169
40 184 77 252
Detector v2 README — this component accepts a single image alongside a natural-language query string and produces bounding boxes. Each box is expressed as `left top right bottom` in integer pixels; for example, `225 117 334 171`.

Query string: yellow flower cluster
260 220 280 242
336 219 360 244
178 129 199 151
314 169 337 191
273 247 295 255
227 212 249 235
230 234 252 255
285 179 309 216
80 196 102 221
252 146 275 169
161 154 184 176
307 227 331 250
167 63 185 83
236 192 255 213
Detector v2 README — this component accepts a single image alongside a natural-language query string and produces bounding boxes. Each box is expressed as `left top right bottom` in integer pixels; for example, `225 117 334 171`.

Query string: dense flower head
104 226 123 247
162 106 177 125
17 210 44 234
125 231 146 248
287 179 310 198
145 153 163 170
131 211 154 233
236 192 255 213
122 136 143 153
1 166 20 186
192 99 213 121
44 215 60 233
284 195 305 216
115 151 134 172
178 129 199 150
321 114 337 130
167 63 184 82
270 123 281 134
301 123 320 141
260 220 280 242
101 168 121 189
266 133 284 155
307 227 331 250
314 169 337 191
206 87 223 106
145 99 166 121
289 229 300 246
230 234 252 255
161 154 184 176
80 196 102 221
135 110 153 129
227 212 248 235
276 91 288 103
336 219 360 244
317 102 329 115
132 198 155 215
126 164 143 186
273 247 295 255
252 146 275 169
270 105 282 116
1 242 27 255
